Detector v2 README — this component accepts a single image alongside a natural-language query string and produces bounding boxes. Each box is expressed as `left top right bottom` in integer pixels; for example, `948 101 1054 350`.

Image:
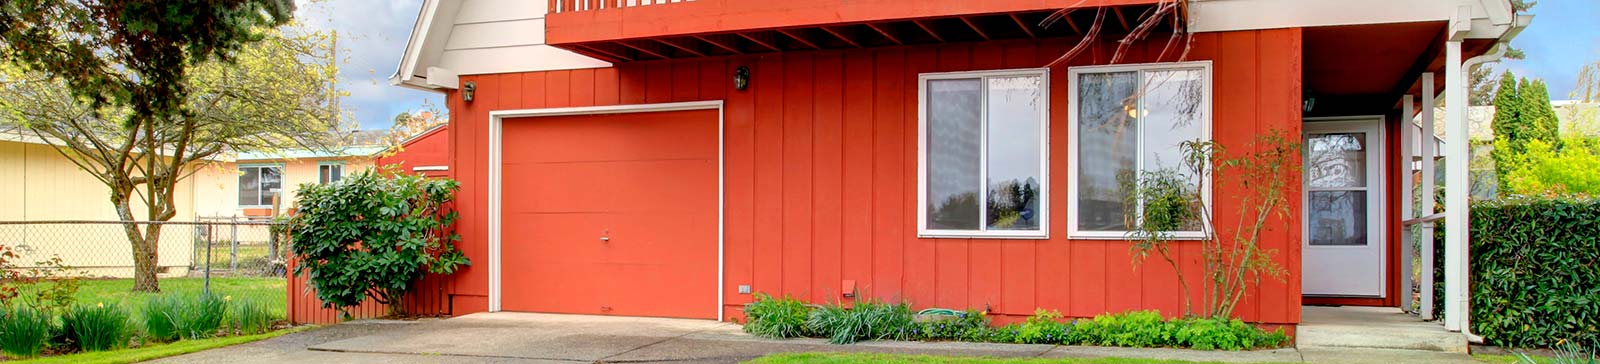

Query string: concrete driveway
149 312 1470 364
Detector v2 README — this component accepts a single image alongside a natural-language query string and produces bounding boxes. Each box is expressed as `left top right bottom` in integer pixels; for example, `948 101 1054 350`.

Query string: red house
383 0 1528 334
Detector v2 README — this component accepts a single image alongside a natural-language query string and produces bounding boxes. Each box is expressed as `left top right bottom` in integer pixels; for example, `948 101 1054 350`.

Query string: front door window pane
1308 133 1368 188
1308 191 1368 246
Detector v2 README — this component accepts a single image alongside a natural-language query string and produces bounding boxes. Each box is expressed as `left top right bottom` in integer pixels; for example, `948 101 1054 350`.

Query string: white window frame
1066 61 1214 240
318 162 345 185
916 68 1051 239
238 164 284 208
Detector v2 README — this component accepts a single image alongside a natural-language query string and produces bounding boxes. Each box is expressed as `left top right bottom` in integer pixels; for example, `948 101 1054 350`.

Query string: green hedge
1459 197 1600 348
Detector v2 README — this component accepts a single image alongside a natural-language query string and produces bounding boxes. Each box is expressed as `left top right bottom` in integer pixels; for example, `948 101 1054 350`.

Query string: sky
1500 0 1600 101
297 1 444 131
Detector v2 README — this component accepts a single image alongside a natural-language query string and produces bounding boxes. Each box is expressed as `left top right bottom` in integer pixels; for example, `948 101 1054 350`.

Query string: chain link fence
0 219 289 313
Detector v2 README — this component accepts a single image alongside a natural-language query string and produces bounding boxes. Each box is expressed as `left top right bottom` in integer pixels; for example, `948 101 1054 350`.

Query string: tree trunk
113 190 162 293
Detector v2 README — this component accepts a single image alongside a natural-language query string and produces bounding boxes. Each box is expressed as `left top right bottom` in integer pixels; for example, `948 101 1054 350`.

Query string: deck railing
549 0 696 14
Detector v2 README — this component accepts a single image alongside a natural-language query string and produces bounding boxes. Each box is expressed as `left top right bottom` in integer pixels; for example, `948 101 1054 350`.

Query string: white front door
1302 118 1386 297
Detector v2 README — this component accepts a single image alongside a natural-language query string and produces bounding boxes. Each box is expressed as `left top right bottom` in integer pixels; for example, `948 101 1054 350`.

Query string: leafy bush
1013 309 1069 344
290 168 468 317
743 294 812 339
142 296 183 342
1172 317 1288 350
917 309 991 341
0 305 54 358
1068 310 1173 347
1467 197 1600 348
805 300 917 344
230 299 279 335
1 245 83 313
62 303 134 352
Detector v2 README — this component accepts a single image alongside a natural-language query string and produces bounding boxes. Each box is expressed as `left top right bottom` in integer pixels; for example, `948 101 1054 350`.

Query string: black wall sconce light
462 81 477 103
734 66 750 91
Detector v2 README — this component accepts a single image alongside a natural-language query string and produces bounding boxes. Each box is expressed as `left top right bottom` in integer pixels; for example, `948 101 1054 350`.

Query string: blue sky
1502 0 1600 101
310 1 1598 131
298 1 443 131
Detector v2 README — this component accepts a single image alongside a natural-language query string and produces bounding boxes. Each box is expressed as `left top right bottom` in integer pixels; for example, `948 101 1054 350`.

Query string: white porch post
1400 94 1416 314
1420 73 1437 321
1443 38 1468 333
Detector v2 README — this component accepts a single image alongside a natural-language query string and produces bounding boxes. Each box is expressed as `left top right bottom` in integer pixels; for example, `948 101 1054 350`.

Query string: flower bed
741 294 1289 351
0 293 285 360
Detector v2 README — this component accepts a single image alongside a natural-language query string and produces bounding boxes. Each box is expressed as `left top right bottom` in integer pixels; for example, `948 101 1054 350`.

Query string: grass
745 353 1242 364
4 325 310 364
59 277 286 317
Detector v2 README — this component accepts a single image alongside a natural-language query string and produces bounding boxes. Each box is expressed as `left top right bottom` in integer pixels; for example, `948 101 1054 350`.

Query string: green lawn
746 353 1238 364
5 326 310 364
26 277 286 317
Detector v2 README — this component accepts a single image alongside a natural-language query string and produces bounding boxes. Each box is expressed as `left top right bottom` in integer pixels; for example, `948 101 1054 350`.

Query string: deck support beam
1420 72 1437 321
1442 38 1466 333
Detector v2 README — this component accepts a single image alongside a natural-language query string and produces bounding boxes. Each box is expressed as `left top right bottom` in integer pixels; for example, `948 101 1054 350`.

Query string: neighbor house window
319 163 344 184
917 69 1049 238
238 165 283 207
1068 62 1212 239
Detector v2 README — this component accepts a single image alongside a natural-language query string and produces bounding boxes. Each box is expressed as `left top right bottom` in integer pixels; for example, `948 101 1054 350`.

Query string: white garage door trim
488 100 726 321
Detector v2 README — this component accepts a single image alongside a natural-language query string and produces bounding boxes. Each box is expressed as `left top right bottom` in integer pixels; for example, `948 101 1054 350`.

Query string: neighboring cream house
0 130 198 277
190 146 384 219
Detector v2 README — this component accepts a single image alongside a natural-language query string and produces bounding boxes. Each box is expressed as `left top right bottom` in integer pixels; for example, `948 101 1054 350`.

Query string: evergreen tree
1490 71 1523 189
1519 79 1562 149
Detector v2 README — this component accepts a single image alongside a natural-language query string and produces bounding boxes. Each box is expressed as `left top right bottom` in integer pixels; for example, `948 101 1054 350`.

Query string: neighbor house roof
234 145 388 162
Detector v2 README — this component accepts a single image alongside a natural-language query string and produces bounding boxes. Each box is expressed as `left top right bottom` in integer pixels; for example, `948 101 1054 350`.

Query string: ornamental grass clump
176 294 229 340
62 303 134 352
0 305 54 359
805 300 916 344
141 296 182 343
742 294 813 339
230 299 278 335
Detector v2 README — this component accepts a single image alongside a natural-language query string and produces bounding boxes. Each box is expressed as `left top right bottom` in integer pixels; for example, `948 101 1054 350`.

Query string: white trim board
488 100 726 321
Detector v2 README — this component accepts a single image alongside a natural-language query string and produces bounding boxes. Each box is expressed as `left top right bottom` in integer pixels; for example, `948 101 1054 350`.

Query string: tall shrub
290 167 469 317
1467 197 1600 348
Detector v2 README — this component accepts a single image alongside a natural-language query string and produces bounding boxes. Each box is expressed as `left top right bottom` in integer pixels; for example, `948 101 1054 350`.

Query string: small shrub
1468 197 1600 348
176 294 230 339
62 303 134 352
806 300 916 344
1172 317 1287 350
1014 309 1069 344
743 294 813 339
142 296 182 343
230 299 278 335
917 309 990 341
0 305 54 358
1068 311 1173 347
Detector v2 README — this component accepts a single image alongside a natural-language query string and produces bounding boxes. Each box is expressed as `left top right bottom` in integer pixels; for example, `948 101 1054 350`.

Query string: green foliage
229 299 278 335
1467 197 1600 349
1 245 83 313
806 301 918 344
61 303 134 352
1069 311 1173 347
1013 310 1070 344
1171 317 1288 351
0 305 54 358
917 309 992 341
1516 341 1597 364
743 294 814 339
1503 138 1600 196
175 295 229 340
141 296 183 343
290 168 467 315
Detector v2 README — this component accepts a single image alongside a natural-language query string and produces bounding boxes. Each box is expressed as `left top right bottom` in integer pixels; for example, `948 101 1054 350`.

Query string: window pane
926 78 982 230
238 167 260 206
1307 132 1367 188
319 166 330 184
331 165 343 182
1141 68 1206 172
261 167 283 206
1308 191 1368 246
985 76 1043 231
1076 72 1138 231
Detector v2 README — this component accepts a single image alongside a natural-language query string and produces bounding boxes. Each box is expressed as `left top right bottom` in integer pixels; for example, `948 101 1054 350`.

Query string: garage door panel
500 108 719 320
503 162 614 214
608 159 718 213
502 213 611 264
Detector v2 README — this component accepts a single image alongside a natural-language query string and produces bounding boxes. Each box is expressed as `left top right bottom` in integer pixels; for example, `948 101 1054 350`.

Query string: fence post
230 217 239 271
204 222 213 297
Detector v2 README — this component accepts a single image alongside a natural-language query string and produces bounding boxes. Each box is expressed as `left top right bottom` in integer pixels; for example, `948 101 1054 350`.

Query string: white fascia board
391 0 460 93
1187 0 1514 37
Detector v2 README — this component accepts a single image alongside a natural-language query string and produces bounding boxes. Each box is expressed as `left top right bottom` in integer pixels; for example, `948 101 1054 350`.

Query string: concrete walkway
150 312 1476 364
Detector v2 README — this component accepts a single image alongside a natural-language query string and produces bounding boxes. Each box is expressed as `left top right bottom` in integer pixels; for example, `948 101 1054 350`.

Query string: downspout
1454 12 1531 345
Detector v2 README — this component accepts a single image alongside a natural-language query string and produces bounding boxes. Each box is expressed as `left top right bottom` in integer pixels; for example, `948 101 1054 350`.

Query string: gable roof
389 0 608 92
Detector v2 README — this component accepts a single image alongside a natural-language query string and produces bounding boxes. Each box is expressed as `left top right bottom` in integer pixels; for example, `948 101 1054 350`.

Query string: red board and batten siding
435 29 1304 325
285 128 456 324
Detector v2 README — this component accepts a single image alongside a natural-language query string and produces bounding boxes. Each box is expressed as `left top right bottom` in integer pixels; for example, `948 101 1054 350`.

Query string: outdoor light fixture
734 66 750 91
462 81 476 103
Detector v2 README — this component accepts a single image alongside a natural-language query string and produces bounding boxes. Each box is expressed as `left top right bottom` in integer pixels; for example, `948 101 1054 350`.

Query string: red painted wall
440 29 1305 325
377 126 452 178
